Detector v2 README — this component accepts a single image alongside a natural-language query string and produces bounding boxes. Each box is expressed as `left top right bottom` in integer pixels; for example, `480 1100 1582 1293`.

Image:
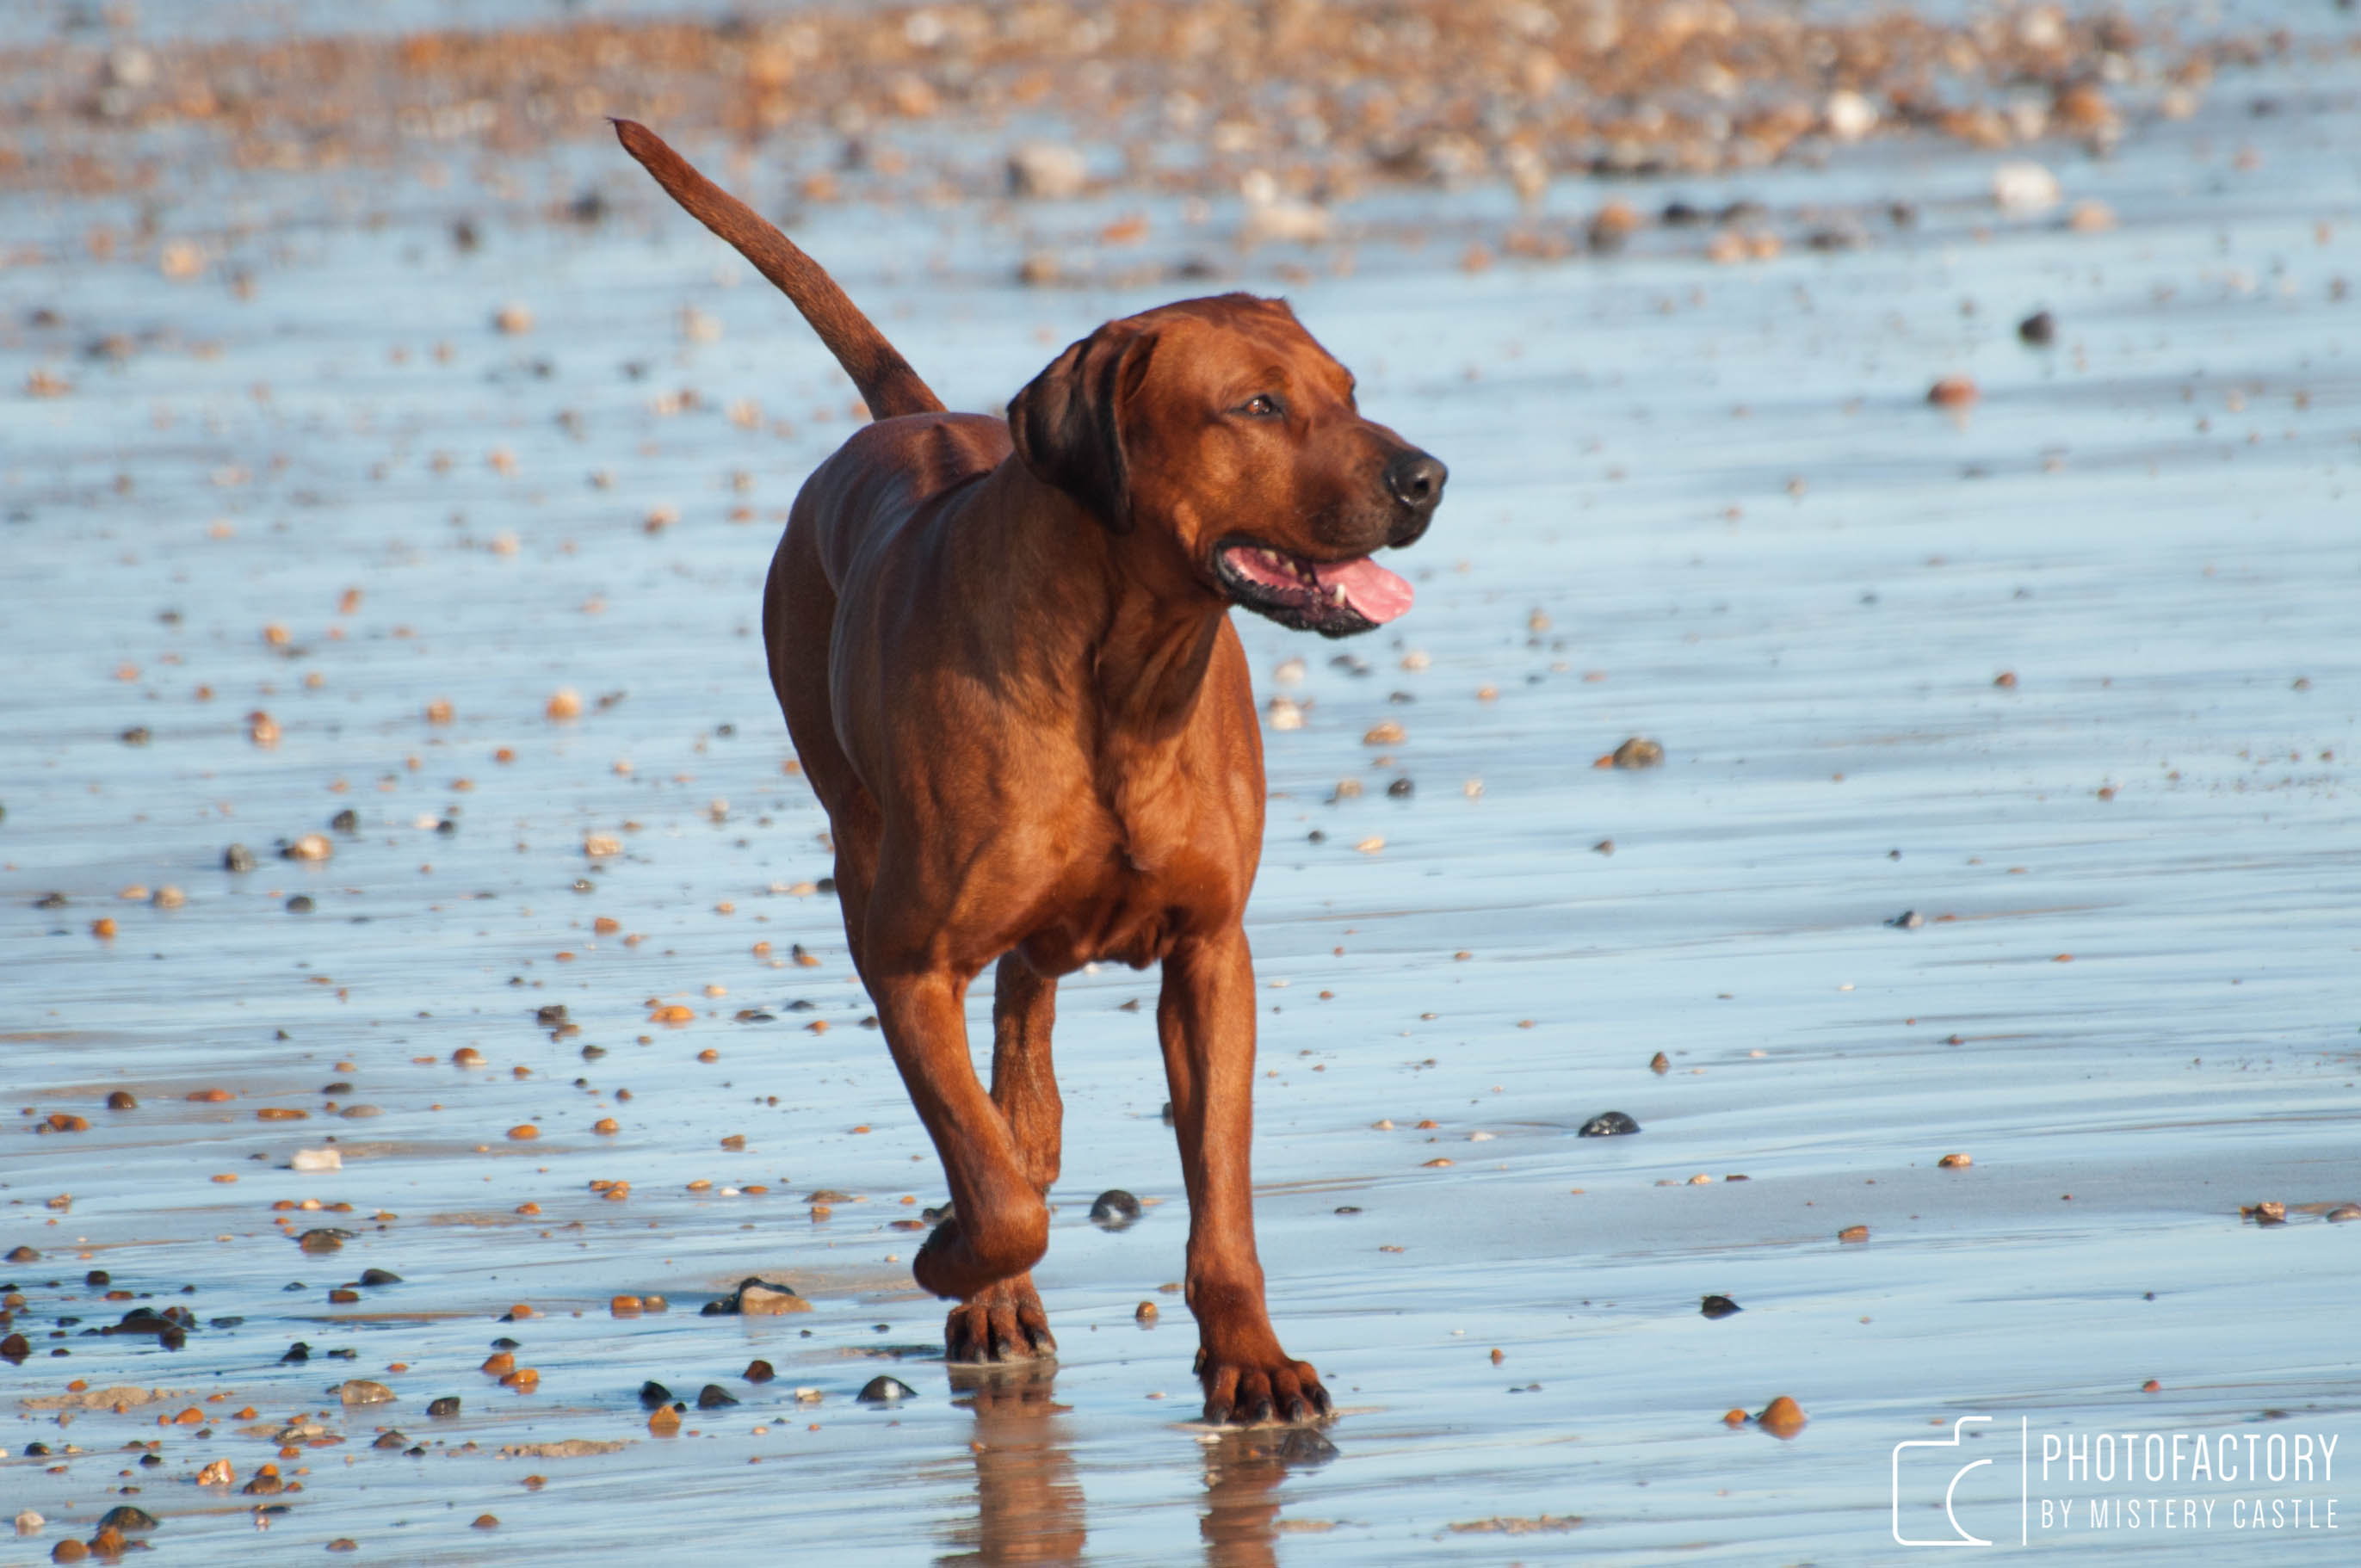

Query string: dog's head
1008 294 1444 637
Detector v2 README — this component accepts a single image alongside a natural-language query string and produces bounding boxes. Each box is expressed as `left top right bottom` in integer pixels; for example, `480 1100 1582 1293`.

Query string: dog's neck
976 461 1230 743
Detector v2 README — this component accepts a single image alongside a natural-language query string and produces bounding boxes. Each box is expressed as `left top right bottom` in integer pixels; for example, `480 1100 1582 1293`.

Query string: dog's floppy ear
1008 324 1157 533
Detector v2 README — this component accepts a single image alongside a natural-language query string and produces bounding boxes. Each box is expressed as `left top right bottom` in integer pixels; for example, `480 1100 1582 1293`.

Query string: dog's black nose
1386 450 1447 510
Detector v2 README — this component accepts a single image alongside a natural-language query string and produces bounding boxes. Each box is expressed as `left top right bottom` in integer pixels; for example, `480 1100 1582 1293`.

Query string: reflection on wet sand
1198 1426 1339 1568
940 1362 1086 1567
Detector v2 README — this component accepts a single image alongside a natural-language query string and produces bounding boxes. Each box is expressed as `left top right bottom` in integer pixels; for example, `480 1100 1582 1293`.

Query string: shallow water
5 14 2361 1566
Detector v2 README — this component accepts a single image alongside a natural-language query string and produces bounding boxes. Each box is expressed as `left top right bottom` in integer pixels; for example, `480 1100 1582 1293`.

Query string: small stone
2018 310 2056 346
1089 1189 1142 1227
7 1244 40 1262
1890 910 1924 929
745 1360 776 1383
1938 1152 1971 1169
1134 1301 1159 1323
105 1090 138 1110
199 1459 234 1485
1838 1225 1870 1244
1007 142 1088 201
1577 1111 1640 1138
329 1540 360 1552
15 1510 40 1537
1648 1053 1668 1074
359 1268 401 1287
96 1506 156 1533
646 1405 681 1435
1701 1295 1741 1319
1756 1395 1808 1437
715 1278 808 1316
1604 738 1662 769
609 1294 642 1315
857 1375 917 1404
223 843 256 873
1927 376 1981 410
282 832 333 862
471 1514 500 1529
2327 1205 2361 1223
427 1397 461 1418
52 1541 88 1564
2242 1201 2287 1225
338 1379 395 1405
372 1430 408 1449
696 1384 739 1409
297 1229 349 1252
291 1147 342 1172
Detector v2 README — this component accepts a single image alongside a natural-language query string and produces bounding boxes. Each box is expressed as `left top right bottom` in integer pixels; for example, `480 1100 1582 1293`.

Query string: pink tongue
1313 557 1414 624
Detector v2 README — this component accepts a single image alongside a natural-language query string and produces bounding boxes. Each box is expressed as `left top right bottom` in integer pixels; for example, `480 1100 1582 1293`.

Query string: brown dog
616 120 1443 1424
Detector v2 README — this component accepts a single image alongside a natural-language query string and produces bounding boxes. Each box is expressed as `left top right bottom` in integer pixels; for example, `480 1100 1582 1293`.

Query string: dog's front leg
876 966 1051 1305
1159 926 1332 1425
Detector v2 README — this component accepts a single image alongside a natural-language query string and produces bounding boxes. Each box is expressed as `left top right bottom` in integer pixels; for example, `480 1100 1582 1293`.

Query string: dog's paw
1193 1344 1330 1426
945 1274 1056 1364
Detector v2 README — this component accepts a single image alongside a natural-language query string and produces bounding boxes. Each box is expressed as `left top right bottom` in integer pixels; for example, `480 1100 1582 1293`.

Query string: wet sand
5 2 2361 1563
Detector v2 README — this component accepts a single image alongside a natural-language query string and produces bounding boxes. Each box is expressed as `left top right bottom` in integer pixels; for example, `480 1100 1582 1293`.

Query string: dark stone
1089 1189 1143 1228
297 1228 349 1251
281 1342 311 1363
358 1269 401 1287
490 1336 521 1350
2018 310 2056 347
1578 1111 1641 1138
856 1375 916 1404
638 1380 673 1408
427 1396 460 1418
1 1332 30 1361
696 1384 739 1409
372 1430 409 1448
535 1004 569 1026
330 809 359 834
287 895 315 913
1889 910 1924 929
120 725 151 746
1386 776 1414 798
1701 1294 1742 1320
34 892 67 909
86 1269 110 1286
744 1360 776 1384
97 1505 157 1532
223 843 256 873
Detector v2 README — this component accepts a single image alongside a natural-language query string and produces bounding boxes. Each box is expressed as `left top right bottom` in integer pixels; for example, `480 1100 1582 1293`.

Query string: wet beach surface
5 3 2361 1562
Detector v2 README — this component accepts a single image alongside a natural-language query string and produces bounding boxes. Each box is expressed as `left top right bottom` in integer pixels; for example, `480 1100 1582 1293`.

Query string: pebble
1603 738 1663 769
291 1147 342 1172
646 1406 681 1435
15 1512 40 1537
2243 1201 2287 1225
359 1268 401 1286
696 1384 739 1409
744 1360 776 1383
96 1507 155 1534
428 1397 460 1418
1701 1295 1741 1319
1755 1395 1808 1437
199 1459 234 1484
1838 1225 1870 1244
707 1277 809 1316
297 1229 349 1252
1135 1301 1159 1323
1926 375 1981 410
371 1430 408 1449
2019 310 2057 346
2327 1205 2361 1223
857 1376 916 1404
105 1090 138 1110
1008 141 1088 201
1089 1188 1142 1227
1648 1053 1669 1074
1938 1152 1972 1169
1992 161 2062 215
222 843 256 872
1577 1111 1640 1138
338 1379 395 1404
471 1514 500 1530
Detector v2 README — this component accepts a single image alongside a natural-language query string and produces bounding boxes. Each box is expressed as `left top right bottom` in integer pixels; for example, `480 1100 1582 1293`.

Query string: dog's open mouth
1213 540 1413 638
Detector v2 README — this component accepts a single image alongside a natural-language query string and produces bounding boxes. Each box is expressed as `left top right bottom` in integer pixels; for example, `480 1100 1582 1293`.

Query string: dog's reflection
1197 1425 1339 1568
939 1362 1086 1566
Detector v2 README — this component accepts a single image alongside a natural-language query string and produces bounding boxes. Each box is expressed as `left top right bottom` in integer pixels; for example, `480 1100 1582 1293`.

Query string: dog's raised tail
612 119 943 421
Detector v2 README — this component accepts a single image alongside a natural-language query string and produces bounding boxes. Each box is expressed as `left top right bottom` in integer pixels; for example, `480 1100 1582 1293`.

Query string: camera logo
1894 1415 1997 1546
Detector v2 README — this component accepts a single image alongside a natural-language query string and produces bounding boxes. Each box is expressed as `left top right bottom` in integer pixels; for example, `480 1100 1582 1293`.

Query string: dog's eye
1236 393 1282 418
